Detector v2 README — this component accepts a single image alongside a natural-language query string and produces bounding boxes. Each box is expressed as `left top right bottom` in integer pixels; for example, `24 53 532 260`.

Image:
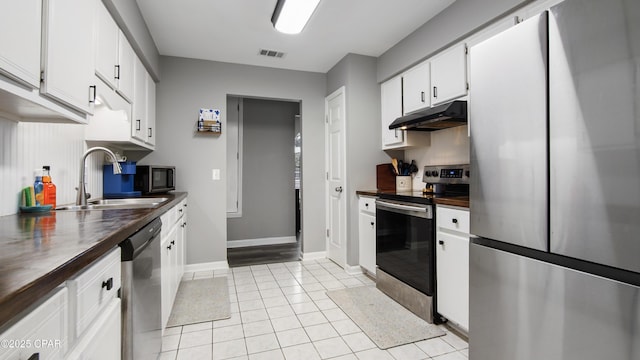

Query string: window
227 97 243 217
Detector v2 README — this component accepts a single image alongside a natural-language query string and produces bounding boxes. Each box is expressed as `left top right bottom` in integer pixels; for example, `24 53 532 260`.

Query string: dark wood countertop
0 192 188 328
356 190 469 208
434 196 470 208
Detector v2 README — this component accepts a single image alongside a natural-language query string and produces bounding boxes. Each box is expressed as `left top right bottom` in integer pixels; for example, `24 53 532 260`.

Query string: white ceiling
136 0 456 73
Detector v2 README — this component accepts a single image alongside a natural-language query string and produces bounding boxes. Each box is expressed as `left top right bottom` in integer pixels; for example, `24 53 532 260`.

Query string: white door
325 87 346 267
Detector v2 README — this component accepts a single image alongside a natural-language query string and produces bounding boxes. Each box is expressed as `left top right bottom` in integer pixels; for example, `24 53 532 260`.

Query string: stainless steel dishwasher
119 217 162 360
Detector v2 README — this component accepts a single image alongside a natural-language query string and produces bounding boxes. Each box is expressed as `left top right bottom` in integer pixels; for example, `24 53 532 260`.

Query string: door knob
335 186 343 193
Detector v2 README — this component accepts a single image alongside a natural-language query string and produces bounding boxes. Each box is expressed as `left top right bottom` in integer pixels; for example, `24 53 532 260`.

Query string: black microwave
134 165 175 194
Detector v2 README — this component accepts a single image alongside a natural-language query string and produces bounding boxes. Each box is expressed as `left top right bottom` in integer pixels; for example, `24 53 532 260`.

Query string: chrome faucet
76 147 122 206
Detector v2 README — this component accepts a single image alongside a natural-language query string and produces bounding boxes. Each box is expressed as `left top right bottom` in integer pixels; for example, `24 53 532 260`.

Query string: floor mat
167 277 231 327
326 286 445 349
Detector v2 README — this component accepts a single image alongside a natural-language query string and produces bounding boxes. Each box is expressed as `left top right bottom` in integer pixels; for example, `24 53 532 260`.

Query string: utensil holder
396 176 412 191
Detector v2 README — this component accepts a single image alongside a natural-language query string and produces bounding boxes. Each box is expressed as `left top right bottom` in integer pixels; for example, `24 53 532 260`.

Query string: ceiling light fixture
271 0 321 34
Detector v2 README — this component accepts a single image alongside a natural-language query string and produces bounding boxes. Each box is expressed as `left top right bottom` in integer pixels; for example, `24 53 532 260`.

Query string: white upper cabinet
145 74 156 145
41 0 96 115
0 0 41 88
95 1 118 89
431 43 468 106
402 61 430 114
380 75 431 150
131 56 147 142
95 2 134 103
381 75 404 147
116 31 135 102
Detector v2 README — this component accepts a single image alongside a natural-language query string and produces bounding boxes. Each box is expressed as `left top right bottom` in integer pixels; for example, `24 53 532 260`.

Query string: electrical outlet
212 169 220 180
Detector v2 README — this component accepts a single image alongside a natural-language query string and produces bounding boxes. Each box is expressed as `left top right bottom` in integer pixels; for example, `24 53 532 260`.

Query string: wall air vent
258 49 285 58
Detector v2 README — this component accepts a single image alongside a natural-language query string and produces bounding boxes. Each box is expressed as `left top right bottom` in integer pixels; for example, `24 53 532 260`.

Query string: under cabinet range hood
389 100 467 131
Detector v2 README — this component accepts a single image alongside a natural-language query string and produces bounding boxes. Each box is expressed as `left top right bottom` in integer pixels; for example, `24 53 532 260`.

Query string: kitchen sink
56 197 169 211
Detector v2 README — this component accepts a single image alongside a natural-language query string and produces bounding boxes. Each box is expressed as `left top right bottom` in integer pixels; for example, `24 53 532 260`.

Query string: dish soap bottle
34 170 44 206
42 165 57 208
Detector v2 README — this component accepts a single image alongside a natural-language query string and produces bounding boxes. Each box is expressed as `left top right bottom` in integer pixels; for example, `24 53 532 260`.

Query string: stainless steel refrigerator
469 0 640 358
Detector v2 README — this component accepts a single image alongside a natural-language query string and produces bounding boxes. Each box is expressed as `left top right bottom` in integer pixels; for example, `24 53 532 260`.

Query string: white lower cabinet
0 287 68 360
436 205 469 332
160 199 187 331
358 196 376 275
0 247 122 360
67 247 121 359
65 298 120 360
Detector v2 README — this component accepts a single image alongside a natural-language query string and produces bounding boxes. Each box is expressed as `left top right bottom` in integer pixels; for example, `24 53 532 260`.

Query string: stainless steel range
375 164 469 323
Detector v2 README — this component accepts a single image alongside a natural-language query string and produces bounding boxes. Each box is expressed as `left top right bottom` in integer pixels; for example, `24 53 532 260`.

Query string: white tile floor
160 258 468 360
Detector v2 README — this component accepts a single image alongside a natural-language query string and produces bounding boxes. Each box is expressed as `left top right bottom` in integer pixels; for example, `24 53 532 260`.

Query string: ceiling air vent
258 49 285 58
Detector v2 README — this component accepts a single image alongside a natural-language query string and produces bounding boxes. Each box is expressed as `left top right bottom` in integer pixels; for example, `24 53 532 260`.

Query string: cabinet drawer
68 247 121 338
0 287 68 360
437 206 469 234
359 196 376 214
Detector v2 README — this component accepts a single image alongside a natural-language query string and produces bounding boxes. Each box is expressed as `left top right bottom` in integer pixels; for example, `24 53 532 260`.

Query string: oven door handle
375 200 432 219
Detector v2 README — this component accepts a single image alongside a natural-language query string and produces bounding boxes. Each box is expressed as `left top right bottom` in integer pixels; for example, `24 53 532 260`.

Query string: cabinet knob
438 240 445 245
421 91 425 102
179 208 183 213
365 203 369 207
433 86 438 98
102 277 113 291
370 222 374 227
167 244 172 250
136 119 141 131
171 240 175 245
452 218 458 224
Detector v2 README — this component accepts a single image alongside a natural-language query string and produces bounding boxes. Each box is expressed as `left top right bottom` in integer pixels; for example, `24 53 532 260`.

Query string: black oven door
376 200 435 295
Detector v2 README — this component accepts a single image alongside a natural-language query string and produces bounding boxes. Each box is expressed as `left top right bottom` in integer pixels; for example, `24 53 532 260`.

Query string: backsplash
0 118 104 216
405 125 470 190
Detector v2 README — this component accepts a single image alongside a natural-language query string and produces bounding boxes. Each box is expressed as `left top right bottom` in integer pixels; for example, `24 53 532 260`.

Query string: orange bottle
42 165 57 208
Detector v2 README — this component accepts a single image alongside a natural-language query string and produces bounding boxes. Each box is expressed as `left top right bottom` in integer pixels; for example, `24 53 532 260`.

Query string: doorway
226 96 302 267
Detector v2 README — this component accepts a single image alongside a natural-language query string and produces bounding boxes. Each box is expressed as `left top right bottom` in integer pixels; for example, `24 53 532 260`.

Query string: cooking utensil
391 158 399 175
409 160 419 174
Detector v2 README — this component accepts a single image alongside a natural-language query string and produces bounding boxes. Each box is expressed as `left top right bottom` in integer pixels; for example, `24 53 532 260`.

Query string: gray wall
327 54 389 266
103 0 161 80
227 98 299 241
142 56 326 265
377 0 533 82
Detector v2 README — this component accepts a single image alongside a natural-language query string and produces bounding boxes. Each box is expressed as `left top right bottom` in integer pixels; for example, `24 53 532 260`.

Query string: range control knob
431 170 438 177
465 170 470 177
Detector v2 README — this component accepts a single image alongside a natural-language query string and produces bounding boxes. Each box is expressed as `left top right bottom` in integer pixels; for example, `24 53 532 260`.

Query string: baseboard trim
300 251 326 261
184 261 229 272
345 265 363 275
227 236 297 248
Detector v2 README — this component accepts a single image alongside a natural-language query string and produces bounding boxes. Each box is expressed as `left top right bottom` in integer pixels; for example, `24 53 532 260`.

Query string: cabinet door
131 57 147 141
145 74 156 145
161 224 178 329
431 43 467 105
402 61 430 114
0 287 68 360
0 0 41 88
358 212 376 274
42 0 96 114
94 1 118 89
436 232 469 331
66 298 121 360
380 76 404 146
116 31 135 103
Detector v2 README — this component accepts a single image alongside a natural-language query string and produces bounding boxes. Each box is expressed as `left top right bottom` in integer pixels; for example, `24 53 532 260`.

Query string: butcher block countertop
0 192 187 328
356 190 470 208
